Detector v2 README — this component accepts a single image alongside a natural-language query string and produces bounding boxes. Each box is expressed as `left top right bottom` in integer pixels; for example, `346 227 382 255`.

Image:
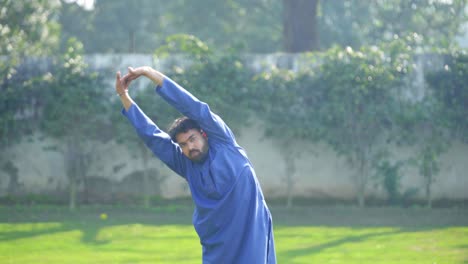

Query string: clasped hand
114 66 150 96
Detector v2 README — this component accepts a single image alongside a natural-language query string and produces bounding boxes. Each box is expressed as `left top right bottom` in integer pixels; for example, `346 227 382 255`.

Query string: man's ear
201 129 207 138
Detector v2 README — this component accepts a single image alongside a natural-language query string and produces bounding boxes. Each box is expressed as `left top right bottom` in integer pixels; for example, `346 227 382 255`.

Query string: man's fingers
115 71 122 89
122 73 135 81
122 74 137 84
121 66 148 86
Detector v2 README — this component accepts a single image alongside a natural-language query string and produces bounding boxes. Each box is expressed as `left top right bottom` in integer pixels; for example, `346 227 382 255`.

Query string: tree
253 69 318 207
231 0 283 53
254 39 415 207
58 0 95 52
58 0 466 54
163 0 283 53
0 0 60 59
59 0 284 53
282 0 319 52
409 50 468 208
0 0 60 196
319 0 467 50
318 0 373 49
365 0 467 49
314 43 413 207
426 51 468 143
0 0 61 140
74 0 165 53
397 98 449 208
39 38 111 210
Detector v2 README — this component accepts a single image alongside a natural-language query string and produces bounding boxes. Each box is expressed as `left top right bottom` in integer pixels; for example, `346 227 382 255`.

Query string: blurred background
1 0 467 210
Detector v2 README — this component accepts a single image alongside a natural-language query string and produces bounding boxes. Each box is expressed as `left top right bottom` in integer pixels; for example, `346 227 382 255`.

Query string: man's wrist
117 90 128 96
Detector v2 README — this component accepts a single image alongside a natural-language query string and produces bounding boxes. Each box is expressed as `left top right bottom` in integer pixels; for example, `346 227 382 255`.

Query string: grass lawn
0 205 467 263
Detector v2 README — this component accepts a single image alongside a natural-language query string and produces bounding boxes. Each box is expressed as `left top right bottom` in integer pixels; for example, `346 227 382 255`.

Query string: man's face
176 129 209 162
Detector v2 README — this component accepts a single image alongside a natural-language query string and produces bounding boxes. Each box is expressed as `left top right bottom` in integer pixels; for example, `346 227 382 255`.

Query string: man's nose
187 142 196 151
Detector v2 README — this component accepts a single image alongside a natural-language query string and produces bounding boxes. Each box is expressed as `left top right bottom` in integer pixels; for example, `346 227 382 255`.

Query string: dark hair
168 116 201 142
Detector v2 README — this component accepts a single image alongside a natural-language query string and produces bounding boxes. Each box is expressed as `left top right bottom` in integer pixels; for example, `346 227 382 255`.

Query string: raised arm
115 70 188 178
116 68 164 110
123 103 188 177
124 66 235 144
125 66 164 87
115 71 134 111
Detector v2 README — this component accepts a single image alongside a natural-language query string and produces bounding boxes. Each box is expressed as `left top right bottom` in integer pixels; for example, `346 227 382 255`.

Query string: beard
188 141 209 162
188 149 207 162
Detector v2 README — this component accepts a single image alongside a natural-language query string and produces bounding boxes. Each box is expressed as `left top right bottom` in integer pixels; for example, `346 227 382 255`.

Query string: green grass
276 226 467 263
1 223 200 263
0 205 467 263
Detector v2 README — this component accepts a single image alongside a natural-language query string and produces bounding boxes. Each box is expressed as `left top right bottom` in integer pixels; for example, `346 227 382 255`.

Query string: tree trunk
426 170 433 209
141 146 151 208
3 160 19 196
356 151 368 208
66 139 79 211
7 173 19 196
69 178 77 211
284 153 295 208
357 178 366 208
80 152 90 205
283 0 319 52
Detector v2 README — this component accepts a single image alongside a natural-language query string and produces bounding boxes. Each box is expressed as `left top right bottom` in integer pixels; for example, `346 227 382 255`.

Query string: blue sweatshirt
123 77 276 263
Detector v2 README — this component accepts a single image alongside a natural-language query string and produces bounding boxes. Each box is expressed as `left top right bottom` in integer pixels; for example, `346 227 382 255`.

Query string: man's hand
124 66 150 84
115 71 130 96
124 66 164 87
115 71 135 111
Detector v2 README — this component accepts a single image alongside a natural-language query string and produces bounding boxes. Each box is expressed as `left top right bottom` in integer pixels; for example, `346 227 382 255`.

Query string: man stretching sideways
115 66 276 263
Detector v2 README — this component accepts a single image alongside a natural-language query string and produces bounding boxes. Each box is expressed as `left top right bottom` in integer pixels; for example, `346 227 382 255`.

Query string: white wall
3 122 467 201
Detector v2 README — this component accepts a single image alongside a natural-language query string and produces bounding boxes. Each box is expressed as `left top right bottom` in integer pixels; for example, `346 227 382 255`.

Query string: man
115 66 276 263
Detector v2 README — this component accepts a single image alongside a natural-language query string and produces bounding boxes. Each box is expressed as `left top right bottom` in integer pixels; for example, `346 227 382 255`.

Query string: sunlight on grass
275 226 468 264
0 223 467 263
0 223 200 264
